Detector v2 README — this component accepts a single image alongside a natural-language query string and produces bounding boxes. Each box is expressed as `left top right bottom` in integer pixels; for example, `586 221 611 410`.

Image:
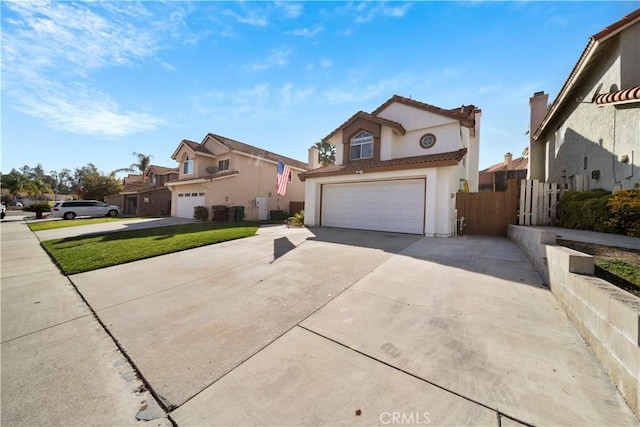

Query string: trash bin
233 206 244 222
228 206 236 222
212 205 228 222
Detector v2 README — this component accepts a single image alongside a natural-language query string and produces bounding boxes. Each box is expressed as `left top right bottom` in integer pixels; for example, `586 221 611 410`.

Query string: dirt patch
557 239 640 297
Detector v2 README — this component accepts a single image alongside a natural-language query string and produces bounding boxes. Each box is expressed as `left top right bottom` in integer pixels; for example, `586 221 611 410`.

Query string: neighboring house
528 8 640 191
479 151 528 192
105 166 179 216
166 133 307 220
299 94 481 237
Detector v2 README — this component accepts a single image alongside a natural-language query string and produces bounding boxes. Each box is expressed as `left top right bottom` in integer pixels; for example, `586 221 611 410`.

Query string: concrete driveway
68 225 638 426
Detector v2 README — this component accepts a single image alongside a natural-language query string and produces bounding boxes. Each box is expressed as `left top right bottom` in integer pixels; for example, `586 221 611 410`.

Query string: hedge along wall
559 185 640 237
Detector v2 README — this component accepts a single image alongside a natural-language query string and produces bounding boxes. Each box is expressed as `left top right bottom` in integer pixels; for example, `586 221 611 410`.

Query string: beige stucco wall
168 152 305 220
536 21 640 190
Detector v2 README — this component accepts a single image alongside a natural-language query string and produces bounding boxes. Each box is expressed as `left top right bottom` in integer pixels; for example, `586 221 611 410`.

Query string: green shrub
606 185 640 237
289 210 305 226
193 206 209 222
559 189 611 231
23 202 52 219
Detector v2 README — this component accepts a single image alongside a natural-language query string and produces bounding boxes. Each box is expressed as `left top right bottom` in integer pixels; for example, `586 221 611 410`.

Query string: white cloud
275 2 303 18
1 0 177 136
339 2 412 24
224 7 269 27
244 48 292 71
322 71 418 105
189 82 314 122
291 26 324 38
11 81 164 136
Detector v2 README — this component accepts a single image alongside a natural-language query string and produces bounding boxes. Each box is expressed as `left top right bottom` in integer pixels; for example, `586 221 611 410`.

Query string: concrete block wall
508 225 640 417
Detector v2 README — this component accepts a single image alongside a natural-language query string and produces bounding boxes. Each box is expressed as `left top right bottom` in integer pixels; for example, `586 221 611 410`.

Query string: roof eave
534 9 640 140
299 158 461 182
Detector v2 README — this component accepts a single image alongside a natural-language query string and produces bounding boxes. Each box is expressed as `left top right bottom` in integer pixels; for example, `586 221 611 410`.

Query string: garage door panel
321 180 425 234
176 194 205 219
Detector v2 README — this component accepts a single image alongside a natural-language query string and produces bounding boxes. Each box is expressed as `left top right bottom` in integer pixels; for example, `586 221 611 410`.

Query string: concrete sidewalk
533 226 640 250
0 216 170 426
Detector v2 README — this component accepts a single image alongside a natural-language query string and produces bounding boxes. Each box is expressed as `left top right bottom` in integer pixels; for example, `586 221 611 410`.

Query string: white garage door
321 179 425 234
176 192 205 219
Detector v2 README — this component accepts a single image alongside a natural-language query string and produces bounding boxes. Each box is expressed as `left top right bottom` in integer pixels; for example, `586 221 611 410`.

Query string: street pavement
2 213 638 426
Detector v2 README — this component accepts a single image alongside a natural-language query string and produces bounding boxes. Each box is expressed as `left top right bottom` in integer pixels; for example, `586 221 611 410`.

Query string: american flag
276 160 291 196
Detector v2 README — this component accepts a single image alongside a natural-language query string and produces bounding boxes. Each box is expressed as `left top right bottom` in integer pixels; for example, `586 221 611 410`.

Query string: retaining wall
508 225 640 417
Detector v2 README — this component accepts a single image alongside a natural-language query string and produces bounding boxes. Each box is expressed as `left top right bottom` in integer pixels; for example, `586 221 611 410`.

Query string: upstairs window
183 156 194 175
218 159 230 171
350 131 373 160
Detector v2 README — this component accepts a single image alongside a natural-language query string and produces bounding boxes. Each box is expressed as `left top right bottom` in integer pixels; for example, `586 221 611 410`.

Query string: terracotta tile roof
206 134 308 170
183 140 214 155
480 156 528 173
324 111 406 141
592 8 640 40
534 8 640 139
146 165 178 175
299 148 467 181
123 174 144 184
371 95 480 127
594 85 640 105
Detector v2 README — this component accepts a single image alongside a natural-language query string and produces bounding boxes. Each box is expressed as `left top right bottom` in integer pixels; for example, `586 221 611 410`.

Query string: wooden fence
518 179 564 226
455 179 519 236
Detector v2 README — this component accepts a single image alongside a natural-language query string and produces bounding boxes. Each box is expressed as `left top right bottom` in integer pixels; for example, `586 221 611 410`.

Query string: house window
151 174 157 185
419 133 437 149
218 159 230 171
350 131 373 160
183 157 194 175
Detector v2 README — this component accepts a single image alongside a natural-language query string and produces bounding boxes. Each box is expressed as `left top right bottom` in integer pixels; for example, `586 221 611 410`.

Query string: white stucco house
528 8 640 191
299 95 481 237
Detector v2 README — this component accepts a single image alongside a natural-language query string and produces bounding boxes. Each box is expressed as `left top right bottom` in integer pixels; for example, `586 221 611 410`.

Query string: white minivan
50 200 121 220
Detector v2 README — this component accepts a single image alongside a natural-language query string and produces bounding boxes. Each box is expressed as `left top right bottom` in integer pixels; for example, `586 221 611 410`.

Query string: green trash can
233 206 244 222
228 206 236 222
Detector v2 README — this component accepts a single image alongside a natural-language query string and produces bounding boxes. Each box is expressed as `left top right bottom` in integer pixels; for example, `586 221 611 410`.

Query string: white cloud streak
1 0 177 137
291 26 324 38
244 48 292 71
339 2 412 24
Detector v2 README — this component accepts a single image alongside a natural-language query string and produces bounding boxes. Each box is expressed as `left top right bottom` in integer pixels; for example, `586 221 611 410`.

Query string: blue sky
1 1 638 176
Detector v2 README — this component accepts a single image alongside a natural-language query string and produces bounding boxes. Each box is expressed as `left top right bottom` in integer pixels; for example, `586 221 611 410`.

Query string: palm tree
114 152 153 175
314 140 335 166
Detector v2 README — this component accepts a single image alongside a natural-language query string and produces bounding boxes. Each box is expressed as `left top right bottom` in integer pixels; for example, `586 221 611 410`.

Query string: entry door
256 197 268 220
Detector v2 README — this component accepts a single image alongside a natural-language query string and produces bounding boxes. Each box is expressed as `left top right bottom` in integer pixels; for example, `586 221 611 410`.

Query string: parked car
50 200 121 220
1 203 6 220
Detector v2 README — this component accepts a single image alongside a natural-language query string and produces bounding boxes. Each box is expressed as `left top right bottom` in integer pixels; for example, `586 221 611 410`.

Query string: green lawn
28 217 135 232
596 259 640 286
41 222 258 274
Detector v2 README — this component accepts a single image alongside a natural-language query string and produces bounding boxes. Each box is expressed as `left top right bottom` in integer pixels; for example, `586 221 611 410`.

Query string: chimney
505 152 513 170
528 91 549 180
529 91 548 138
308 145 320 170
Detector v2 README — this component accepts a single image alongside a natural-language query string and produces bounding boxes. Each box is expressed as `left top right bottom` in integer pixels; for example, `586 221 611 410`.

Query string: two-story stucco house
299 95 481 237
105 165 179 216
528 8 640 191
166 133 307 220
